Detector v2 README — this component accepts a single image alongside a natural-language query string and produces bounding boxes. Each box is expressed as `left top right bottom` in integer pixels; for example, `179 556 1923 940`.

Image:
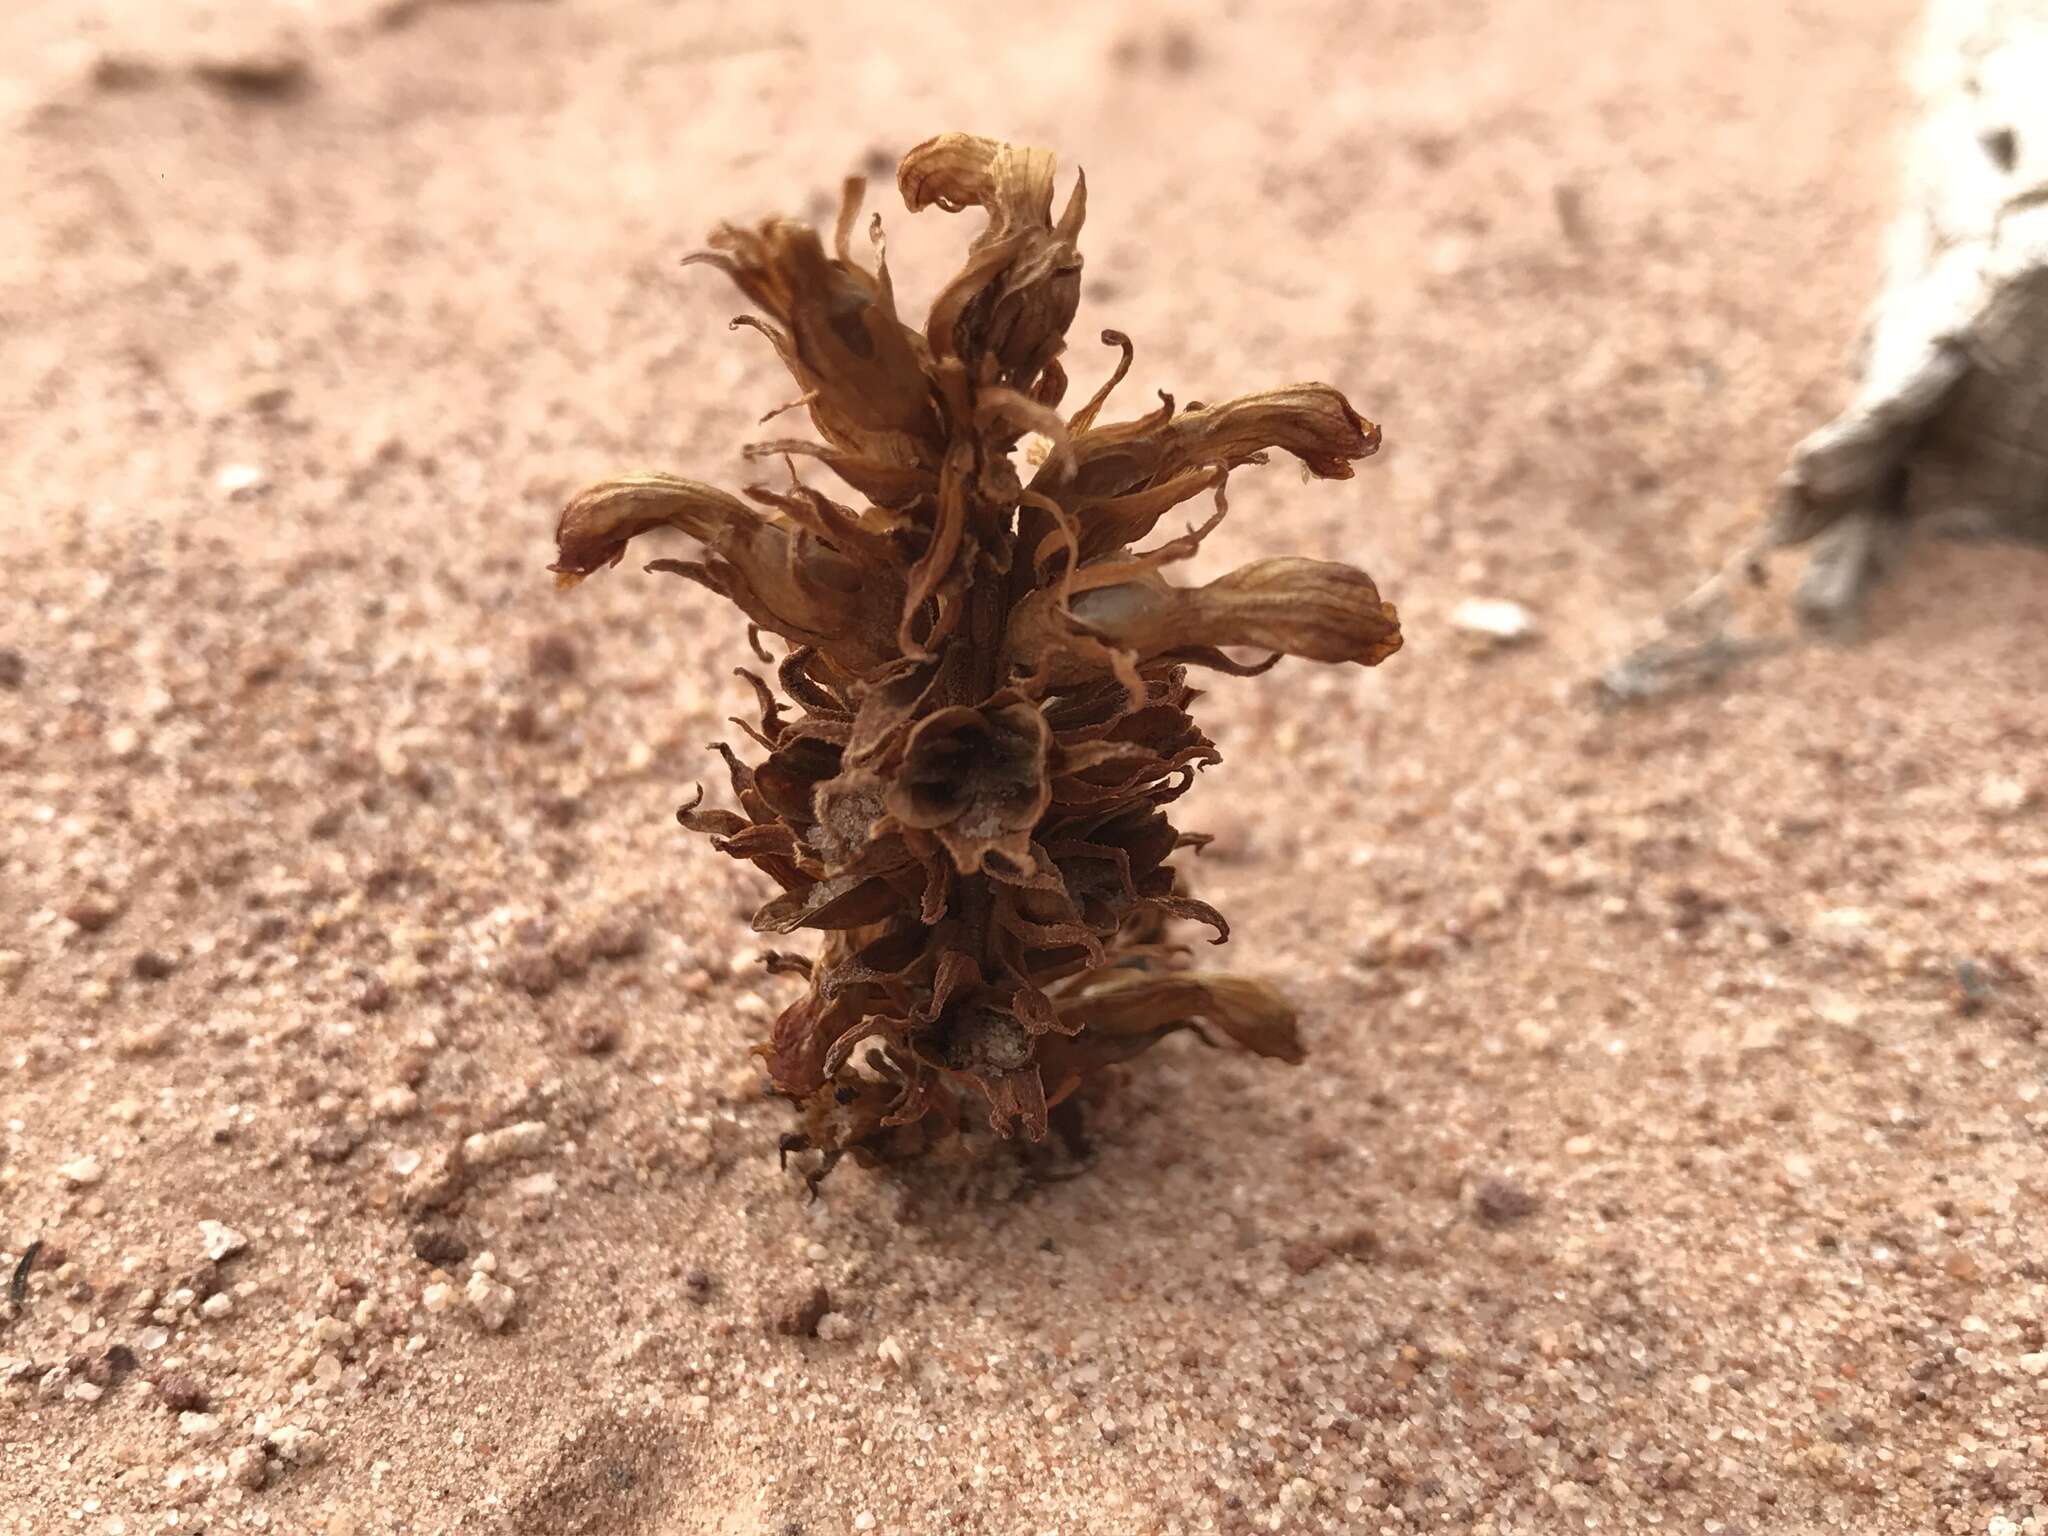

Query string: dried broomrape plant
552 134 1402 1183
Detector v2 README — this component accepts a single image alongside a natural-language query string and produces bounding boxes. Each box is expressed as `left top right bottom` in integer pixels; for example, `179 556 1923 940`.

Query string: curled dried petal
687 221 935 441
555 473 904 673
1006 557 1402 683
887 699 1053 875
762 990 864 1098
899 132 1084 386
1054 384 1380 508
1057 972 1304 1061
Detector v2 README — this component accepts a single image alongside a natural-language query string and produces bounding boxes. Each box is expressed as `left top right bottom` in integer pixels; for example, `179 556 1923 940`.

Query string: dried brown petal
686 220 935 442
554 474 909 676
1007 557 1402 682
1059 971 1305 1060
886 699 1052 874
1055 384 1380 509
899 132 1084 387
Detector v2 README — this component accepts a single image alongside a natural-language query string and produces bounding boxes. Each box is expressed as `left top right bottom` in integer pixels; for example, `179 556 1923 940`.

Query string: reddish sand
8 1 2048 1532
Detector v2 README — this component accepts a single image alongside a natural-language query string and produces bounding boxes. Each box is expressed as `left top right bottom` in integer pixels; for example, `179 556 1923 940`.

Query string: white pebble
228 1444 267 1490
215 463 267 498
58 1156 104 1188
2021 1352 2048 1377
877 1336 909 1370
199 1293 234 1321
198 1221 249 1262
1980 776 2034 817
178 1411 223 1442
421 1282 455 1314
465 1272 516 1332
854 1515 875 1533
461 1121 549 1168
370 1087 419 1121
271 1423 327 1466
1450 597 1537 643
815 1312 857 1343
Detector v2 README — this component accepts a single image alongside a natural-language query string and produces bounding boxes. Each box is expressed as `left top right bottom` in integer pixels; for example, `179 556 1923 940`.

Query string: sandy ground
7 0 2048 1532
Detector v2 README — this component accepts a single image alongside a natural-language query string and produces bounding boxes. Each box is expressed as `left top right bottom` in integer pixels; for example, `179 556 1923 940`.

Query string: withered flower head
552 134 1402 1182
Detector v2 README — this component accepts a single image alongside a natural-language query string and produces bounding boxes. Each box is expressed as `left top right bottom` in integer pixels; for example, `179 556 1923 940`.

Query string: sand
7 0 2048 1532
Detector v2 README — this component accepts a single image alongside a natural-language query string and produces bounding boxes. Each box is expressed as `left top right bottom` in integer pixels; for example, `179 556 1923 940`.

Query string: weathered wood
1775 0 2048 623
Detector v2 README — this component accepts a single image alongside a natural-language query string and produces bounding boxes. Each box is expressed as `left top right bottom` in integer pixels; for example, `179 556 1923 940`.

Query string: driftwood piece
1599 0 2048 702
1774 0 2048 623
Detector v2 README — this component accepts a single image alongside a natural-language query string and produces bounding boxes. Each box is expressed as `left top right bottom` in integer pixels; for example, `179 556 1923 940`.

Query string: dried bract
553 134 1403 1177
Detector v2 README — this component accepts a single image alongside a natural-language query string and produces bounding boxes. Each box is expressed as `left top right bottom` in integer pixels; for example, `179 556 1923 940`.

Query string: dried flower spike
553 134 1402 1180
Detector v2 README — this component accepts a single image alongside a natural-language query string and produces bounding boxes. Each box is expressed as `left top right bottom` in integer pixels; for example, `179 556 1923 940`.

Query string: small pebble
1450 597 1538 644
421 1282 456 1314
271 1424 326 1465
198 1221 249 1263
411 1228 469 1268
465 1271 516 1332
769 1283 831 1339
199 1293 234 1321
66 898 121 934
1471 1175 1541 1228
402 1145 469 1212
178 1410 223 1442
1981 775 2034 818
815 1311 857 1343
306 1124 364 1164
58 1156 104 1188
1281 1240 1332 1276
462 1121 550 1168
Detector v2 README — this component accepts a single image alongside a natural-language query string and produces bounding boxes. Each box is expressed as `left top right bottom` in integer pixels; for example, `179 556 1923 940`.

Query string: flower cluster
553 134 1401 1179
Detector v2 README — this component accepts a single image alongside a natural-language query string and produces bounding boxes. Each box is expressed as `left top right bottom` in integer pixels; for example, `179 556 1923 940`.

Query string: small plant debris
10 1241 40 1306
552 134 1403 1177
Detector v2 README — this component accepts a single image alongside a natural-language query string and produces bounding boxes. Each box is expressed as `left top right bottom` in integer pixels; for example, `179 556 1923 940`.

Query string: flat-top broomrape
553 134 1402 1180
